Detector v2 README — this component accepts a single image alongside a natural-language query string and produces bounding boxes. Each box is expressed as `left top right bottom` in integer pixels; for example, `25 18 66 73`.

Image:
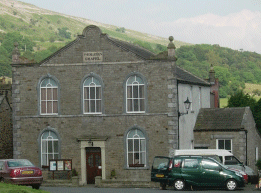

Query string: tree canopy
227 90 261 134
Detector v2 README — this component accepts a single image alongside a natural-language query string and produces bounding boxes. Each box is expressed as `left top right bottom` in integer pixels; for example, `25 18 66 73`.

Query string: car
0 159 43 189
244 166 259 184
151 155 245 191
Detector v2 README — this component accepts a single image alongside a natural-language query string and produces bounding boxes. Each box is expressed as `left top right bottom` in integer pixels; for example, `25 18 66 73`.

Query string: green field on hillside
220 83 261 108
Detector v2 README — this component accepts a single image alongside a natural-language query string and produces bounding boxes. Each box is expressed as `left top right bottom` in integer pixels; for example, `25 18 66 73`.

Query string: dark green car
151 155 245 191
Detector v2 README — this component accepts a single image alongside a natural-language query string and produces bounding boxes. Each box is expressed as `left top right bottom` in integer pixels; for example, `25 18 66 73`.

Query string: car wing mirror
219 167 223 172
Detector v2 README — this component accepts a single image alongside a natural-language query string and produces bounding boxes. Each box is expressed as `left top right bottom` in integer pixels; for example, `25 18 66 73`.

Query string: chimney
209 64 215 85
12 42 20 64
167 36 176 59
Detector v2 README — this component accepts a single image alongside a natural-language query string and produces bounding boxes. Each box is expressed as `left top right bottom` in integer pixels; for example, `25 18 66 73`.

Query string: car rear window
7 160 34 167
152 157 170 170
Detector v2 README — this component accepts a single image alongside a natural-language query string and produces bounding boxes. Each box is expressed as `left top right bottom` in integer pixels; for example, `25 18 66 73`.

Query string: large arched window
83 76 102 114
40 78 58 115
126 129 146 167
126 75 145 113
41 130 59 166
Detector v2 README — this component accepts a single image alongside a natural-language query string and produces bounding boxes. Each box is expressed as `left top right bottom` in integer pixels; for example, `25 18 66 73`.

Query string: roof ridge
177 66 210 85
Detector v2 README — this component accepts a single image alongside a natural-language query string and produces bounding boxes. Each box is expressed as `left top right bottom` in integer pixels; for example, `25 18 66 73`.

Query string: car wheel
32 184 40 189
0 178 4 183
174 179 185 190
226 179 237 191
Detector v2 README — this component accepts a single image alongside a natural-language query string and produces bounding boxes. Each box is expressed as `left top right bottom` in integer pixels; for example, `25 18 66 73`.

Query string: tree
253 99 261 134
1 32 35 55
227 90 256 109
58 27 71 39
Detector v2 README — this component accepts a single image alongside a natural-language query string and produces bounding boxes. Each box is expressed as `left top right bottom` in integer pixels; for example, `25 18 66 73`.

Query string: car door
180 158 201 186
151 156 171 182
200 159 225 186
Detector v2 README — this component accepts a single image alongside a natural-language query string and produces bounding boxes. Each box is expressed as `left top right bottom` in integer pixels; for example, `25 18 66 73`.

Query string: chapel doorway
86 147 101 184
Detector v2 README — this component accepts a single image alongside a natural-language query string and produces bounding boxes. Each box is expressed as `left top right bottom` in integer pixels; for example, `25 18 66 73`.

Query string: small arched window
127 129 146 167
126 75 145 113
41 130 59 166
40 78 58 115
83 77 102 114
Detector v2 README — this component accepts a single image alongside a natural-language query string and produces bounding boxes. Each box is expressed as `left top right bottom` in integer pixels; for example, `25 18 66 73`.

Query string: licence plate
156 174 164 178
22 170 34 175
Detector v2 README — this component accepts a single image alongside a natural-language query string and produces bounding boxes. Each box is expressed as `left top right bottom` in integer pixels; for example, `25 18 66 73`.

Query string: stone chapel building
11 25 211 185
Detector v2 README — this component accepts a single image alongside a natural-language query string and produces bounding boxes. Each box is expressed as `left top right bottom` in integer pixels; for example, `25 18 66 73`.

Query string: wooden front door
86 147 101 184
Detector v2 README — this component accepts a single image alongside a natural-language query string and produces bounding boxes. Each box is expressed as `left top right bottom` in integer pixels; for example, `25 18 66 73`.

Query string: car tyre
226 179 237 191
32 184 41 189
174 179 185 190
0 178 4 183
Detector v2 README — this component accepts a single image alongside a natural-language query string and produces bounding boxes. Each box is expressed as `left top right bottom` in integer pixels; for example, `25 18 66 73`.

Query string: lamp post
178 97 191 117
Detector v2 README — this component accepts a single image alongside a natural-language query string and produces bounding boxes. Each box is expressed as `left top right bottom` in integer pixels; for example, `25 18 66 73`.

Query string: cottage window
41 130 59 166
126 75 145 113
127 129 146 167
83 77 102 114
40 78 58 115
217 139 232 152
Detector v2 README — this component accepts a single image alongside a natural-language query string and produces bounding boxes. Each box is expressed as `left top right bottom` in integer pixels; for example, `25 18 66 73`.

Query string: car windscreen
7 160 34 167
152 157 170 170
224 156 242 165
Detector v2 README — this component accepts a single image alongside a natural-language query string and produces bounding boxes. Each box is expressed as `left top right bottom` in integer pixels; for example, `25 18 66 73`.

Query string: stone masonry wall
12 61 178 180
11 25 179 181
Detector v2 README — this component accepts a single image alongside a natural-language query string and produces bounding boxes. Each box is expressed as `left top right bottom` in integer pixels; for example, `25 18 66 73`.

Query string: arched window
126 75 145 113
41 130 59 166
127 129 146 167
40 78 58 115
83 76 102 114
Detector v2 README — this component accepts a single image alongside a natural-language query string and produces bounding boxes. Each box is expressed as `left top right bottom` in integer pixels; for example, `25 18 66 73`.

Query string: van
151 155 245 191
171 149 246 172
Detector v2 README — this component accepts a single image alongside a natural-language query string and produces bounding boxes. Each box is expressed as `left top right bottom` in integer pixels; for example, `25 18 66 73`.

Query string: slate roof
107 37 155 60
176 66 210 86
194 107 247 131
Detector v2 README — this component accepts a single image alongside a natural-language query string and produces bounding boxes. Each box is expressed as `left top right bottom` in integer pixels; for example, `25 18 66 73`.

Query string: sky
18 0 261 53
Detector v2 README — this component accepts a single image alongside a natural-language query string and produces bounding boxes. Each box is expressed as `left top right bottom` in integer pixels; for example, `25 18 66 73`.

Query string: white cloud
149 10 261 53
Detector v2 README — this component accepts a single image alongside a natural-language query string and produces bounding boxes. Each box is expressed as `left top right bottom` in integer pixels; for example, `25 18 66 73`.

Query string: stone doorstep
97 180 159 188
42 179 160 188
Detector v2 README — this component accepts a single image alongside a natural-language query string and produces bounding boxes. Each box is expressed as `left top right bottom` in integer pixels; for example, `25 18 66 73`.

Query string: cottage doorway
86 147 101 184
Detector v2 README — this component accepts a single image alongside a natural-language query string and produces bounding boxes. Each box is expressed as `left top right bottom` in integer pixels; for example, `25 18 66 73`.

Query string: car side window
183 159 199 168
0 161 4 170
173 158 182 168
202 159 220 170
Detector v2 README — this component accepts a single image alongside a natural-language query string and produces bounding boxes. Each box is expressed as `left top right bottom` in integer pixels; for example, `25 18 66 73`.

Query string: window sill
124 165 150 170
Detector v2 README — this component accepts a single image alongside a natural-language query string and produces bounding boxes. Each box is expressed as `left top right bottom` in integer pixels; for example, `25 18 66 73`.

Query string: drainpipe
177 80 179 149
245 130 248 166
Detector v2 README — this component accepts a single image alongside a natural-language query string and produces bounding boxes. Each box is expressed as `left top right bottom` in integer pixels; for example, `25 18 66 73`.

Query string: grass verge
0 183 49 193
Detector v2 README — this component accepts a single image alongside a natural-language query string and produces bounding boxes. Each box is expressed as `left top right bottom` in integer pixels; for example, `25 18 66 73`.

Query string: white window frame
127 129 146 167
216 139 232 153
83 77 102 114
41 130 59 166
126 75 145 113
40 78 58 115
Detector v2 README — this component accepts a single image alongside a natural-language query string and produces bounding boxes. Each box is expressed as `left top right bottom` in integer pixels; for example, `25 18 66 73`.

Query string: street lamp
178 97 191 117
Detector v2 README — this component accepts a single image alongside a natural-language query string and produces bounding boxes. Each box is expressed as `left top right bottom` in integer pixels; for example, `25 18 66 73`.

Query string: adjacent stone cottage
0 78 12 159
11 25 211 185
194 107 261 171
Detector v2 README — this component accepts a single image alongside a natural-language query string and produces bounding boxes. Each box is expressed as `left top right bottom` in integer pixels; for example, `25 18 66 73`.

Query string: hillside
0 0 189 48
